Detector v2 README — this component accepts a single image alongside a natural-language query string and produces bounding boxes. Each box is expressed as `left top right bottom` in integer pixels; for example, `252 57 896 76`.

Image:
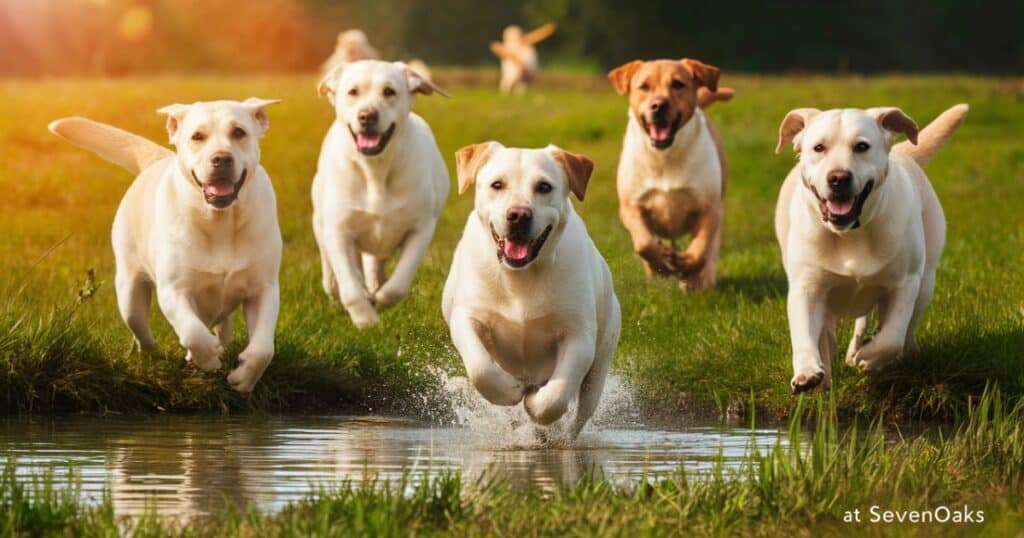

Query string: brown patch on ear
874 108 919 145
454 142 498 195
608 60 643 95
776 108 821 154
403 63 449 97
680 58 720 92
552 149 594 202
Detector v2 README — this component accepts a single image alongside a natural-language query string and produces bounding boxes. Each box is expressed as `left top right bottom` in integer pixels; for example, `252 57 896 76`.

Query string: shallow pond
1 379 784 518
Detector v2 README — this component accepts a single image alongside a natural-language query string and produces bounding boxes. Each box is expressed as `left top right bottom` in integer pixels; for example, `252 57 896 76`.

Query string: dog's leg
216 316 234 347
853 274 922 371
817 317 837 391
845 314 871 366
373 223 436 309
115 269 155 353
450 309 524 406
157 288 222 371
525 334 597 426
227 283 280 393
619 202 674 276
681 206 723 291
904 270 936 356
571 304 620 437
675 204 724 288
323 230 379 328
362 253 385 294
313 213 339 300
787 277 828 393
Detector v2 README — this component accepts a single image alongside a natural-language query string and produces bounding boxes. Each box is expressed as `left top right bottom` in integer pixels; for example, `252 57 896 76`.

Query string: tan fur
491 23 556 93
893 104 969 166
48 117 173 175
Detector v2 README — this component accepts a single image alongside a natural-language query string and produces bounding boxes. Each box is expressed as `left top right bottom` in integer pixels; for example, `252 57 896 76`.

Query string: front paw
853 340 903 371
638 243 677 276
791 366 826 394
344 297 381 329
524 381 570 425
670 251 705 277
373 281 410 309
227 346 273 393
184 333 223 372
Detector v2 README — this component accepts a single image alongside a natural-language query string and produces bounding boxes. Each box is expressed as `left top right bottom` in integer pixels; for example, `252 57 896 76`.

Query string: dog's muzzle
807 179 874 230
491 224 553 269
193 169 246 209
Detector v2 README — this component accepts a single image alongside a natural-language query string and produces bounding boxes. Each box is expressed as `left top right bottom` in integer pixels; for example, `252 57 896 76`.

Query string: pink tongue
356 133 381 150
503 240 531 260
827 199 855 216
203 182 234 197
649 124 671 142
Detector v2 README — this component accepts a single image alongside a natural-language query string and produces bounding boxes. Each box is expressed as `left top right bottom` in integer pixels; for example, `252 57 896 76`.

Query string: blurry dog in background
490 23 556 93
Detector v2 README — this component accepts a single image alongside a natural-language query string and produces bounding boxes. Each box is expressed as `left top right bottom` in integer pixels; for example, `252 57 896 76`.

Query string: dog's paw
185 343 223 372
638 243 677 276
227 347 273 393
346 302 381 329
791 367 826 394
671 251 706 277
854 343 903 372
524 381 570 426
468 368 524 406
373 282 409 309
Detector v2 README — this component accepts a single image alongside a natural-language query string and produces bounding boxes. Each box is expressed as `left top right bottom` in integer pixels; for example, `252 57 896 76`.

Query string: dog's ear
317 64 344 105
776 108 821 154
241 98 281 137
156 103 191 144
608 60 643 95
680 58 720 92
454 142 501 195
402 63 449 97
548 145 594 202
868 107 919 146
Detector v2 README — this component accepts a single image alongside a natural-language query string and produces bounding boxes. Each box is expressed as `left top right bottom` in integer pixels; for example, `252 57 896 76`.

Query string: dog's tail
48 117 173 175
892 104 969 167
697 87 735 110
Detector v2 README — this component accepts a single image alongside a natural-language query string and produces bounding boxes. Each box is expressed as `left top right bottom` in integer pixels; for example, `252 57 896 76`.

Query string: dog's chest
479 312 565 385
635 187 704 238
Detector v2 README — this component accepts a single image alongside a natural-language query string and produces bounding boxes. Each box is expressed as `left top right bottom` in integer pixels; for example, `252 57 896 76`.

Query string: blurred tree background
1 0 1020 76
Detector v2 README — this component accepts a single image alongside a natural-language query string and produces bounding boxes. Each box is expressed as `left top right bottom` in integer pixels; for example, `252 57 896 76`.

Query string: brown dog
608 59 733 290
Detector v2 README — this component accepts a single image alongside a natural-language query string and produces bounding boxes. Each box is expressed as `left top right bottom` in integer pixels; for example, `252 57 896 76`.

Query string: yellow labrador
775 104 968 393
442 143 621 437
314 60 449 328
490 23 556 93
49 98 283 392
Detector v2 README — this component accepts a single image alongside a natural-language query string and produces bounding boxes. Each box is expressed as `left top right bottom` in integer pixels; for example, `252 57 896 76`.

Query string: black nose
358 109 378 126
827 170 853 188
210 152 234 168
650 98 667 112
506 206 533 225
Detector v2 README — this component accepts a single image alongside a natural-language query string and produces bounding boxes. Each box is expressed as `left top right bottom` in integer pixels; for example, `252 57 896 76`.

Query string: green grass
4 388 1024 536
0 72 1021 417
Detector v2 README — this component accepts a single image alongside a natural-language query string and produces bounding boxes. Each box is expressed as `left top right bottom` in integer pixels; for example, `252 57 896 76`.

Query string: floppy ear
549 146 594 202
156 103 190 144
455 142 501 195
317 64 344 105
775 108 821 154
241 97 281 136
608 60 643 95
868 107 919 146
680 58 720 92
402 63 449 97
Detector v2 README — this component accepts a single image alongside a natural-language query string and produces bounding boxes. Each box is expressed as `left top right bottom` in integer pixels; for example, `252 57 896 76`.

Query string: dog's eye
383 87 396 97
231 127 246 139
347 88 359 97
853 141 871 153
191 132 206 142
670 80 685 90
535 181 553 194
813 143 826 153
490 180 504 191
637 82 650 92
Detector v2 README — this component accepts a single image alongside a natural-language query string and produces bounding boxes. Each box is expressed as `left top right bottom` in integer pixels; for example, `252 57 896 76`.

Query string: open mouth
809 180 874 230
640 114 682 149
192 169 246 209
348 123 396 156
490 224 553 269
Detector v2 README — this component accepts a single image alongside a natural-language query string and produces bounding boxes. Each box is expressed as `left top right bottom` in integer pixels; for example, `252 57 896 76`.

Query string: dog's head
776 107 919 232
318 60 448 157
158 97 280 210
608 58 720 150
455 142 593 270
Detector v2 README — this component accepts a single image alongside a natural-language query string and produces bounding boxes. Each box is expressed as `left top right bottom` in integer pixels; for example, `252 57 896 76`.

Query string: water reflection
1 415 782 518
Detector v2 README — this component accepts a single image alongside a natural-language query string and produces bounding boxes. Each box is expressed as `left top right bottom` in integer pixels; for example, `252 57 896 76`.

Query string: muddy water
1 378 784 518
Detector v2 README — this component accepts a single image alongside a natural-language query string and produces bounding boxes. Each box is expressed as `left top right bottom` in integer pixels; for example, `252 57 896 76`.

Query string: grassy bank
1 72 1021 418
4 389 1023 536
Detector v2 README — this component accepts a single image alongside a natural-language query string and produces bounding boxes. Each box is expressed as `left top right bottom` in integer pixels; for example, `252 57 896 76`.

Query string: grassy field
0 72 1021 419
4 390 1024 536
